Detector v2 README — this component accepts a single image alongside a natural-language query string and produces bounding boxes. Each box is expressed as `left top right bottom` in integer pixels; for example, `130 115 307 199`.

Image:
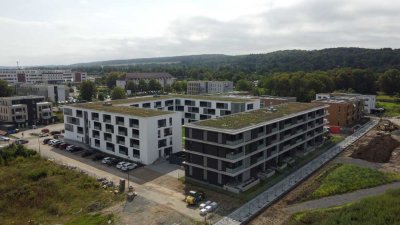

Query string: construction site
249 118 400 225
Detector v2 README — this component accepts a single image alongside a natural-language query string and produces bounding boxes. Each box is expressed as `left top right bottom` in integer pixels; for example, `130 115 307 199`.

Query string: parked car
102 157 112 164
59 143 70 150
92 154 105 161
116 161 128 169
50 130 61 135
39 133 49 137
43 138 52 144
81 150 95 157
41 128 50 133
121 163 137 171
0 136 10 141
49 140 62 146
66 145 82 152
15 139 29 145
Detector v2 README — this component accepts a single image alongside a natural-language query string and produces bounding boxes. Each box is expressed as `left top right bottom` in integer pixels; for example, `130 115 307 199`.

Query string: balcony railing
130 124 139 128
106 147 114 151
132 134 139 139
226 139 243 146
105 137 112 142
131 144 140 149
226 164 244 174
104 119 111 123
116 121 124 126
94 125 101 130
226 151 244 160
118 131 127 136
106 128 113 133
117 140 125 145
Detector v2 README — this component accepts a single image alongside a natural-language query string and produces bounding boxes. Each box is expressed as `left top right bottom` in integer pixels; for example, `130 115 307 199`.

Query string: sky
0 0 399 66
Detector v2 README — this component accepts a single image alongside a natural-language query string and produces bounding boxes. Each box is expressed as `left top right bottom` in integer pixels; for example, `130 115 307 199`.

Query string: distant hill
68 48 400 73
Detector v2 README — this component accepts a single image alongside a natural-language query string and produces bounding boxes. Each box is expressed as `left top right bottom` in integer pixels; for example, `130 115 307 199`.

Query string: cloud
0 0 400 65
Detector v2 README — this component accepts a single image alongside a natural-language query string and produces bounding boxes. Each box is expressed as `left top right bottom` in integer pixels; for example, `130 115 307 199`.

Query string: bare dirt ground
250 119 400 225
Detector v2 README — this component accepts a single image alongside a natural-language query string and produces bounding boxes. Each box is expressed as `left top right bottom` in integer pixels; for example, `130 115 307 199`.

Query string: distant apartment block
183 102 328 192
187 81 233 95
13 83 68 102
64 95 259 164
258 95 297 108
316 93 376 114
0 96 53 127
116 72 176 88
312 97 363 127
0 69 87 84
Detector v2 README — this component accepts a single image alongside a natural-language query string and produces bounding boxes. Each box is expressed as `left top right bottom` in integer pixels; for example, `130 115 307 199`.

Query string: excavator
185 190 205 205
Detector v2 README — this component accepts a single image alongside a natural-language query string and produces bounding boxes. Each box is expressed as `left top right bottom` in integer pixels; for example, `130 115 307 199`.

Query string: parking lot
15 123 206 224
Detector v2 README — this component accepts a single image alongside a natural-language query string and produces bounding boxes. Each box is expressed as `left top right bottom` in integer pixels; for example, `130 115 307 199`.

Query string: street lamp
38 136 41 156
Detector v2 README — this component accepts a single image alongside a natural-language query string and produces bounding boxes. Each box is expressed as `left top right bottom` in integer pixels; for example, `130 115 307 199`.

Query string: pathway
286 181 400 213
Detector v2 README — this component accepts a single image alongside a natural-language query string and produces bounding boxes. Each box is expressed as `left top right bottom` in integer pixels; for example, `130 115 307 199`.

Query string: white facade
0 69 87 84
316 93 376 114
63 106 182 165
187 81 234 95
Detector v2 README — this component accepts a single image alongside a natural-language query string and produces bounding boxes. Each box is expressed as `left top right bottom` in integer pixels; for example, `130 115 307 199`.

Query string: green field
0 144 122 225
308 164 400 200
288 188 400 225
377 101 400 116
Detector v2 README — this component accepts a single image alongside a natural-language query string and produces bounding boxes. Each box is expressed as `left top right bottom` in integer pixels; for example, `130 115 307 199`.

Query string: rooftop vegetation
72 102 173 117
194 102 324 130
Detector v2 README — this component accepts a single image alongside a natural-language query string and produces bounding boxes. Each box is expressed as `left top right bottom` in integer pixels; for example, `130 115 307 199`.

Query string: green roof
193 102 324 130
71 102 173 117
109 94 254 105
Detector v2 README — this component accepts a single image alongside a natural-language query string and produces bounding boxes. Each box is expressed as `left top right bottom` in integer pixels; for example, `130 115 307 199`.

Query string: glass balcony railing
226 151 244 160
226 139 243 146
226 165 244 174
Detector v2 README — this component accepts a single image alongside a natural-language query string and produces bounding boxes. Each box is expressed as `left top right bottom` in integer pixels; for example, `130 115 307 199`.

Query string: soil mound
351 135 400 163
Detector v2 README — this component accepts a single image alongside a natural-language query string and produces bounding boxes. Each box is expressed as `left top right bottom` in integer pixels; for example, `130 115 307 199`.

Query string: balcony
131 144 140 149
106 128 113 133
105 137 112 142
130 124 139 128
117 140 125 145
283 144 291 151
94 125 101 130
271 127 278 133
93 117 100 121
14 117 25 123
41 113 52 119
269 149 278 157
93 134 100 139
132 134 139 139
226 151 244 160
41 108 51 112
226 139 243 146
256 156 264 163
118 131 127 136
116 121 124 126
106 147 114 151
226 164 244 174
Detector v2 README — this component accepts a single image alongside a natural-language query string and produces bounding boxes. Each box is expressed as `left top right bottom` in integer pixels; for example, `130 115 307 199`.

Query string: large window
158 119 166 128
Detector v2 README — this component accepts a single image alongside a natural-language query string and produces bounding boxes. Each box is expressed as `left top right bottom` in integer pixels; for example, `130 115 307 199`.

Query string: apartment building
13 84 68 102
183 102 328 193
64 102 182 165
116 72 176 89
0 96 53 127
116 95 260 124
63 95 259 163
316 93 376 114
312 97 364 127
0 69 87 84
187 81 234 95
258 95 297 108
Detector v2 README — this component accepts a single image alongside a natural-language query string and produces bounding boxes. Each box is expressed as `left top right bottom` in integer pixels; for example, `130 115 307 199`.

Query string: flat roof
109 94 255 105
70 102 174 117
191 102 325 130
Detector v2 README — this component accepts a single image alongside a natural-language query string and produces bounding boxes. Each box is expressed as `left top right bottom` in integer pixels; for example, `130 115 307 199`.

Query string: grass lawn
0 144 123 225
308 164 400 200
377 101 400 117
288 188 400 225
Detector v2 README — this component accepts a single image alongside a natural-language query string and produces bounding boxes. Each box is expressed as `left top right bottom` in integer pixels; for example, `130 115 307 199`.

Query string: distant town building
316 93 376 114
116 72 176 89
0 96 53 128
187 81 233 95
12 84 68 102
312 97 364 127
258 95 297 108
0 69 87 84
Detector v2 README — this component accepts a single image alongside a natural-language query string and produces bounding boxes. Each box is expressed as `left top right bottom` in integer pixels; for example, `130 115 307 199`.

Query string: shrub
27 168 48 181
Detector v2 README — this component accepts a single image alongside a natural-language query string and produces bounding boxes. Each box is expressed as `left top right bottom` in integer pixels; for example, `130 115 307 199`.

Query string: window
91 112 99 120
103 114 111 123
133 149 140 158
76 110 83 118
158 119 166 128
65 124 74 132
164 128 172 136
94 139 100 147
158 139 167 148
106 142 114 152
78 127 84 134
119 146 128 155
247 104 254 110
143 103 151 108
129 118 139 127
169 117 172 126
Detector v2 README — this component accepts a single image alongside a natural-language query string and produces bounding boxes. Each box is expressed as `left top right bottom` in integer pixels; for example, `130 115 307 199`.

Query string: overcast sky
0 0 399 66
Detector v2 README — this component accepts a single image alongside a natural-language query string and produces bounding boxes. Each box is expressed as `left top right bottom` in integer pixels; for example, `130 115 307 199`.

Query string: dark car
59 143 70 150
81 150 95 157
43 138 52 144
50 130 61 135
54 141 65 148
15 139 29 145
67 145 83 152
41 128 50 133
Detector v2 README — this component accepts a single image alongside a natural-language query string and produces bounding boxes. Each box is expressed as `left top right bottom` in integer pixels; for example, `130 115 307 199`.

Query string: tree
98 93 105 101
379 69 400 95
164 84 172 93
126 81 138 93
111 87 126 100
0 80 13 97
235 79 252 91
148 79 162 92
79 80 96 101
138 80 148 92
69 88 74 93
104 71 125 88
